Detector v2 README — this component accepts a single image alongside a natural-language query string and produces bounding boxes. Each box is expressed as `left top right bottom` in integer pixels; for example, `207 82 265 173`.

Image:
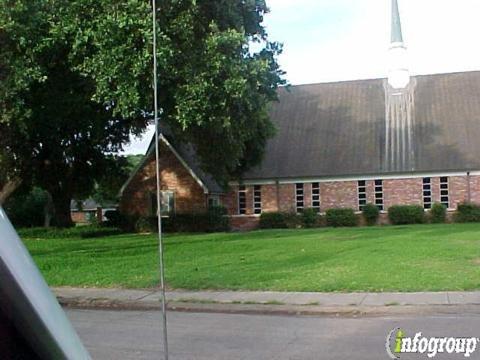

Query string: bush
4 187 50 228
429 203 447 223
153 206 230 233
362 203 380 226
18 226 124 239
104 210 126 228
259 212 287 229
284 212 303 229
388 205 424 225
301 208 319 228
326 208 357 227
135 216 157 233
454 203 480 223
205 206 230 232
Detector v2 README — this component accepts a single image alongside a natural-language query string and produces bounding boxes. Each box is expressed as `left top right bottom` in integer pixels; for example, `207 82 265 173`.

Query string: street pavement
67 308 480 360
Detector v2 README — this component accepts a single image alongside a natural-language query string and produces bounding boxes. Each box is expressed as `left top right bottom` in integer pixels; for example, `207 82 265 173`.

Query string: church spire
388 0 409 89
391 0 403 44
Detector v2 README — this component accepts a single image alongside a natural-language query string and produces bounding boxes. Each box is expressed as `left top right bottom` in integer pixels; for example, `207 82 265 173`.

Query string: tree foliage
0 0 285 226
91 154 144 204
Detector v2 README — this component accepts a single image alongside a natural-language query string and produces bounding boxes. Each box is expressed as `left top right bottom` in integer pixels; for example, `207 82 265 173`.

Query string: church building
120 0 480 230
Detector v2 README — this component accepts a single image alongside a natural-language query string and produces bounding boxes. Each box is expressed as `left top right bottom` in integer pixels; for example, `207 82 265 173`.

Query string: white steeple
388 0 410 89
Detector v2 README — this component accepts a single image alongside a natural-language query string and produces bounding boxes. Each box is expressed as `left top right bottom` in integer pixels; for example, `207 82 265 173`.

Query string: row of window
423 177 449 209
238 178 451 215
358 180 384 211
151 192 221 216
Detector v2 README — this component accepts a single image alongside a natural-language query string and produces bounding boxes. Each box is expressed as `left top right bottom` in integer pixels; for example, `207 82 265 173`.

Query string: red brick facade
119 141 480 231
225 174 480 229
120 142 208 217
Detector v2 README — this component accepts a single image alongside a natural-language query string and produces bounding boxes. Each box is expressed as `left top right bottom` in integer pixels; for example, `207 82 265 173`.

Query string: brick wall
320 181 358 210
278 183 296 212
469 176 480 204
121 151 480 230
383 178 423 208
224 175 480 230
71 211 88 224
120 142 207 217
450 176 468 208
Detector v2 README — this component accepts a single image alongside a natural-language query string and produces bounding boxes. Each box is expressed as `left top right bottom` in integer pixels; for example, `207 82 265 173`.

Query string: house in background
70 199 117 225
119 0 480 230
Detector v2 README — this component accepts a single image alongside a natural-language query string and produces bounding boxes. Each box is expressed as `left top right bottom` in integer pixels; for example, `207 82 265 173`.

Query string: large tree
0 0 285 226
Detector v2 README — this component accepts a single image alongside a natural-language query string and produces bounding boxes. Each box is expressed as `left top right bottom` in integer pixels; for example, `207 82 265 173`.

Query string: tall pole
152 0 169 358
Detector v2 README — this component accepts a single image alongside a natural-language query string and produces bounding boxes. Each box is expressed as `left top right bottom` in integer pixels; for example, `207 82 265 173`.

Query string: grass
22 223 480 292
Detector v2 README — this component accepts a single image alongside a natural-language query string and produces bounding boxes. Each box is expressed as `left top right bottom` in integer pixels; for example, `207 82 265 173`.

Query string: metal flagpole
152 0 169 358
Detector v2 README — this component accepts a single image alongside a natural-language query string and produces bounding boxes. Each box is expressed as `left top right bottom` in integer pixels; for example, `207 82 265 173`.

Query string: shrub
104 210 126 228
326 208 357 227
284 212 303 229
301 208 319 228
4 187 50 228
454 203 480 223
157 207 230 233
362 203 380 226
18 226 123 239
259 212 286 229
135 216 157 233
388 205 424 225
429 203 447 223
206 206 230 232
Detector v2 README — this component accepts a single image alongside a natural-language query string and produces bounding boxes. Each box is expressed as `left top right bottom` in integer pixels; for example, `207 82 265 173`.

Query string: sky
123 0 480 154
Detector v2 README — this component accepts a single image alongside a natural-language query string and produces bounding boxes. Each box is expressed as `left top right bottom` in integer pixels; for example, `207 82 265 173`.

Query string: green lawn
23 224 480 292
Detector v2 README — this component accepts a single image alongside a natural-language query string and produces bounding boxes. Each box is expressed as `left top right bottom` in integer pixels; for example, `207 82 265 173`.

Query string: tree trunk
52 192 73 228
44 192 54 228
0 178 22 205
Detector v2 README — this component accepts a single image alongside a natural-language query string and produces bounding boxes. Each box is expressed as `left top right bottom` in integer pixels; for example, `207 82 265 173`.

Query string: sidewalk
53 287 480 316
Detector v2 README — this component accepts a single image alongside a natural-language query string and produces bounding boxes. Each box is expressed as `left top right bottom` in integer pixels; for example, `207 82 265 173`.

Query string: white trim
159 135 209 194
253 185 262 215
237 185 247 215
439 176 450 209
119 134 212 196
311 182 321 212
229 170 480 186
230 214 261 218
357 180 367 211
422 177 432 210
295 182 304 213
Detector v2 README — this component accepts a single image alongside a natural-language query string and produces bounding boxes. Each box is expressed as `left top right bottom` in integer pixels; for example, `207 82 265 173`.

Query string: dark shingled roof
144 127 224 194
158 135 224 194
243 71 480 180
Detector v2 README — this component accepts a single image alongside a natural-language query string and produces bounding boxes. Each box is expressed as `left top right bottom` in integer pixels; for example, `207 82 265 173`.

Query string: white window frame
423 177 432 209
374 179 384 211
253 185 262 215
238 185 247 215
295 183 304 213
358 180 367 211
440 177 450 208
311 182 321 213
151 190 175 217
208 195 220 208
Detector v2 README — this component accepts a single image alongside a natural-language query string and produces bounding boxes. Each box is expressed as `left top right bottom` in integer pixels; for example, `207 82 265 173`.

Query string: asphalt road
66 308 480 360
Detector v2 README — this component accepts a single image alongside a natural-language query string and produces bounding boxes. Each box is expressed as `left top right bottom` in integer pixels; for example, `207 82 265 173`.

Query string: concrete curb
53 287 480 317
57 296 480 317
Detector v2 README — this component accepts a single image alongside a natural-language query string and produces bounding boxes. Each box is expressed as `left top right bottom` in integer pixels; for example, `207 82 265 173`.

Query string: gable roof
243 71 480 180
119 129 224 196
70 198 117 211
